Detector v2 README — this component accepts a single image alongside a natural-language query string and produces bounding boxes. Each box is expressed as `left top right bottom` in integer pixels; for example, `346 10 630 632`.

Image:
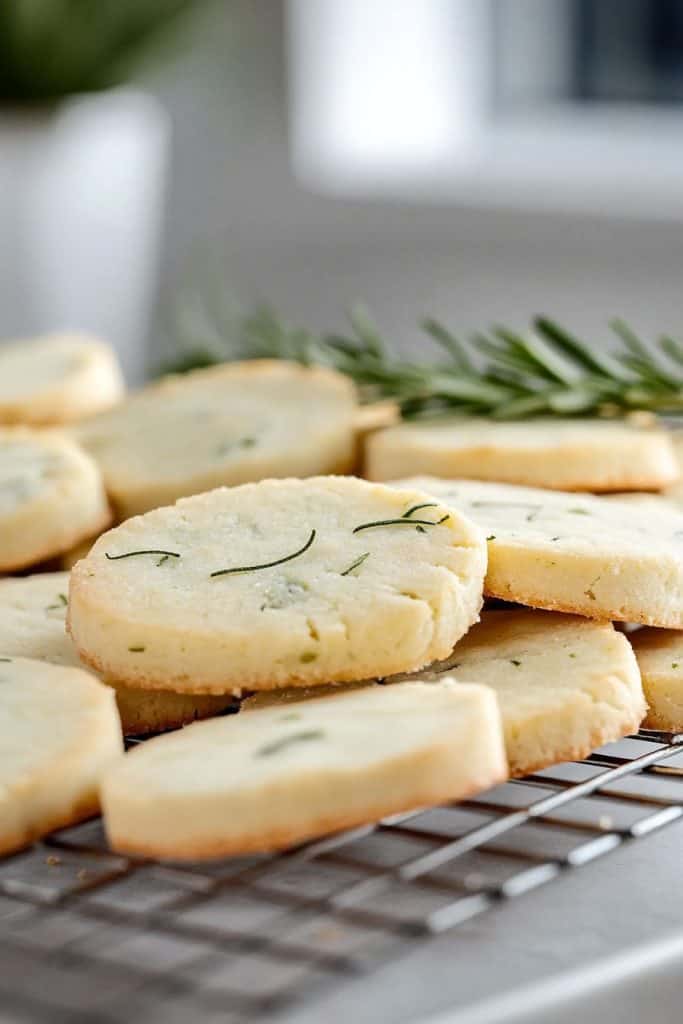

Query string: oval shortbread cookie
101 680 507 859
0 332 124 426
0 429 111 571
68 477 487 693
74 360 358 518
366 417 678 492
242 612 646 776
0 573 235 735
393 477 683 628
630 629 683 731
0 656 123 855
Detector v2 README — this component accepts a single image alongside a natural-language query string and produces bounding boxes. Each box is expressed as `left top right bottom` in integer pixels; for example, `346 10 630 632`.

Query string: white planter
0 88 169 383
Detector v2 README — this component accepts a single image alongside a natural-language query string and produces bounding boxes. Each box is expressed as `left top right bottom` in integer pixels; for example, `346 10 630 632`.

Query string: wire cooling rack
0 729 682 1024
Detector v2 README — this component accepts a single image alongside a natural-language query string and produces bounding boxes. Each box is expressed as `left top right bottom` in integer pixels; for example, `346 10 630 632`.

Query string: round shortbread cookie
101 680 507 859
630 629 683 732
392 477 683 628
74 360 358 518
0 656 123 855
394 610 646 776
68 476 487 693
0 573 234 735
0 429 111 572
366 417 678 492
0 332 124 426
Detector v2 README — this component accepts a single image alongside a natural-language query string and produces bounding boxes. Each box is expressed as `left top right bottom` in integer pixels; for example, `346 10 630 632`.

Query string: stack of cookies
1 332 682 862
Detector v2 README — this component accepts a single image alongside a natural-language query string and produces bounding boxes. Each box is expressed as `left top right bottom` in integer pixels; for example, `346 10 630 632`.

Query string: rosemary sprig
210 529 316 578
169 298 683 419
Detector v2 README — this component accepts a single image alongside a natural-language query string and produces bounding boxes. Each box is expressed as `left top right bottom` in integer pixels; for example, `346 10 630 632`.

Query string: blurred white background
148 0 683 371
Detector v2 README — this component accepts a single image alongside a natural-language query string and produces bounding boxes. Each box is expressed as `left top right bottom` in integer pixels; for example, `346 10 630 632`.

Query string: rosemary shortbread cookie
395 611 646 775
630 629 683 731
0 332 124 426
367 417 678 492
74 360 358 518
101 680 507 859
69 476 487 693
0 656 122 855
393 477 683 627
242 612 646 775
0 573 234 735
0 429 110 572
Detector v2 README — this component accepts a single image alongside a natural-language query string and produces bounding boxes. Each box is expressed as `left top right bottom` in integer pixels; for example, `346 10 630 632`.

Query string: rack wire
1 728 681 1023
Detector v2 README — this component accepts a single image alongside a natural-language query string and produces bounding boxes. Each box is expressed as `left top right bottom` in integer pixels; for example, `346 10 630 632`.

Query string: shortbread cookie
0 429 110 571
0 573 234 735
395 611 646 775
0 332 124 426
74 360 358 518
630 629 683 731
101 680 507 859
0 656 122 855
367 417 678 492
69 476 487 693
243 612 646 775
393 477 683 627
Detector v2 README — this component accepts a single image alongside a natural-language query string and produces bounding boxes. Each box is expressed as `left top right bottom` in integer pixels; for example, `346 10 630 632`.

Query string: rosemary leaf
256 729 325 757
105 549 181 562
210 529 316 578
340 552 370 576
353 514 449 534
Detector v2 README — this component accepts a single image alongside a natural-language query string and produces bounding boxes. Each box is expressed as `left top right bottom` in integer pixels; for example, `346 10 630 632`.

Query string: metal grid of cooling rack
0 730 681 1024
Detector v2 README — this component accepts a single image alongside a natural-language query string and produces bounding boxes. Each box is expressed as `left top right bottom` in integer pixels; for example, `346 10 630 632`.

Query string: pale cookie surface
367 417 678 492
0 428 110 571
0 333 124 425
69 477 487 693
0 573 234 735
75 360 358 518
630 629 683 731
0 656 123 855
101 680 507 859
393 476 683 627
395 611 646 776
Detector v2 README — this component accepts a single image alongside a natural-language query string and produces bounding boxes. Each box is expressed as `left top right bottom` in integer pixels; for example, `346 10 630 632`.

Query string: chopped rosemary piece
352 514 449 534
210 529 316 578
128 645 146 653
340 552 370 576
256 729 325 757
415 524 427 533
299 651 318 663
510 659 522 667
0 657 11 662
106 549 181 562
569 508 590 515
216 436 257 457
46 593 68 610
486 534 496 541
673 662 679 669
